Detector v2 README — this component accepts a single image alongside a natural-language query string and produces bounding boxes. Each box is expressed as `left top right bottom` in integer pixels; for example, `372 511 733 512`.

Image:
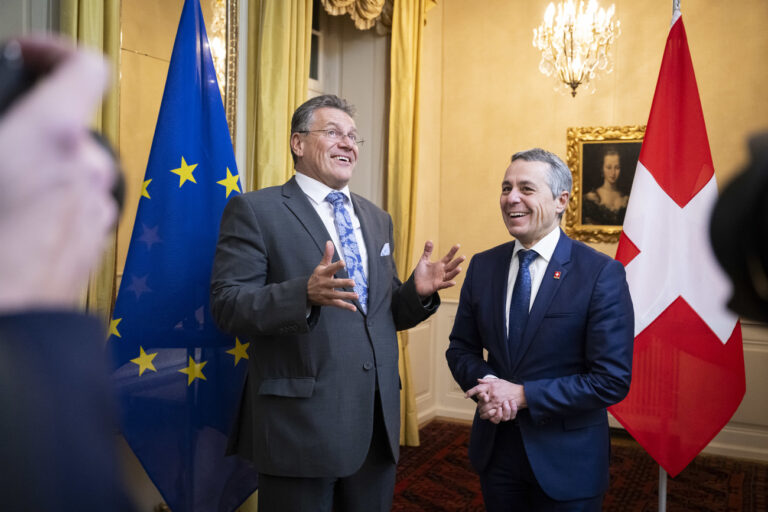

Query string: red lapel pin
553 271 561 279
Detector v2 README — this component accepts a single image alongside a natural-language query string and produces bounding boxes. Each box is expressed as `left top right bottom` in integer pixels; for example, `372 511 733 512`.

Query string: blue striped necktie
326 191 368 313
508 249 538 354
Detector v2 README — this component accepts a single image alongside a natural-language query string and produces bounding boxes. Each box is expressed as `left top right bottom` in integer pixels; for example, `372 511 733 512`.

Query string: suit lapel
352 194 381 316
281 176 346 275
511 231 573 374
494 242 517 371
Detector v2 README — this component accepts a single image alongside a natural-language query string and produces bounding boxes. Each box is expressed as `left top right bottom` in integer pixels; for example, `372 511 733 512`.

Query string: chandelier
532 0 620 97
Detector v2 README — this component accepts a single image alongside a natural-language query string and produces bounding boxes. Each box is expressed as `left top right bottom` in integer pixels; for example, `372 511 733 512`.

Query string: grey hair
510 148 572 219
290 95 356 164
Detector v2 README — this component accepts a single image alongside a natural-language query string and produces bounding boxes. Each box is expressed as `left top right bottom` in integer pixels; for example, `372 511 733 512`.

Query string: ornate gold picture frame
564 125 646 243
208 0 239 144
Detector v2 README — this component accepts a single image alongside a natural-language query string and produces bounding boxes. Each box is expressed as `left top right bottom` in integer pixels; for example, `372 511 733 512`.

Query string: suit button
363 362 374 371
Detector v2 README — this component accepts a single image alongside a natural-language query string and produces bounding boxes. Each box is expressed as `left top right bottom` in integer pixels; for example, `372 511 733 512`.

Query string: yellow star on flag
109 318 122 338
179 356 207 385
130 346 158 376
170 156 198 187
141 179 152 199
226 337 250 366
216 167 241 198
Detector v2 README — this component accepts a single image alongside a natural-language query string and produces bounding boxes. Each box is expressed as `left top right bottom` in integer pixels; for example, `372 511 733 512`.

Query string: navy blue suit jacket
446 230 633 501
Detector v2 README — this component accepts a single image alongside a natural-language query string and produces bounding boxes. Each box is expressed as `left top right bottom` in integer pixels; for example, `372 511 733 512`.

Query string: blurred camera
0 40 125 215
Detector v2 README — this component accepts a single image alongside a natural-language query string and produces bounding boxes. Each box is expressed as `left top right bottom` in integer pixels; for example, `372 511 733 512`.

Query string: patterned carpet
393 420 768 511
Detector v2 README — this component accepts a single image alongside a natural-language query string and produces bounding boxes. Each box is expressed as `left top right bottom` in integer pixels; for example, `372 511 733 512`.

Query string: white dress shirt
294 172 369 278
504 226 561 336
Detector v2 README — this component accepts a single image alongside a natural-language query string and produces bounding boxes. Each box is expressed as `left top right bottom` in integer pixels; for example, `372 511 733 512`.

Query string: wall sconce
533 0 620 97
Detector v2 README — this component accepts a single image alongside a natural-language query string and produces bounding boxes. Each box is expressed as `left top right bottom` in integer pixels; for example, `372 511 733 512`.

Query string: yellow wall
424 0 768 300
412 2 445 269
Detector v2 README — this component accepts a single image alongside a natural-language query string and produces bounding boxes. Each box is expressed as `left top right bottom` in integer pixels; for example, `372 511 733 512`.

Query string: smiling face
602 153 621 185
500 159 569 248
290 107 358 190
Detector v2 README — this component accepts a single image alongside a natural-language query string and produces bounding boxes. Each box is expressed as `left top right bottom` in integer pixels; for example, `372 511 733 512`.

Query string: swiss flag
608 12 745 477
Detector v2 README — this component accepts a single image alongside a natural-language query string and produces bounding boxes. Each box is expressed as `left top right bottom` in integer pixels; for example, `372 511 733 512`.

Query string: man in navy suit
446 148 634 511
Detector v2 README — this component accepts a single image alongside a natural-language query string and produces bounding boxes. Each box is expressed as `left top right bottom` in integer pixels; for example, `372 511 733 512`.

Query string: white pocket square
380 243 391 256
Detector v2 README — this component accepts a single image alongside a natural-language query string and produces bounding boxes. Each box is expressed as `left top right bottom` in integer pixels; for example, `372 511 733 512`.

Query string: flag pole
656 0 676 500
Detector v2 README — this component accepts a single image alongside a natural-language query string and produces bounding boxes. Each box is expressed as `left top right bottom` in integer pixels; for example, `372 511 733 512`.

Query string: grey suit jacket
210 176 438 477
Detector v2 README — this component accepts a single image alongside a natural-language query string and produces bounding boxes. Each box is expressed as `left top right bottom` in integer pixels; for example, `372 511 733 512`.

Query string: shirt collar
512 225 561 264
295 172 352 206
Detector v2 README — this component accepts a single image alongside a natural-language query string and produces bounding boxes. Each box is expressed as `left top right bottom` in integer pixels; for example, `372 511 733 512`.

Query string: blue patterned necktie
326 191 368 313
508 249 538 355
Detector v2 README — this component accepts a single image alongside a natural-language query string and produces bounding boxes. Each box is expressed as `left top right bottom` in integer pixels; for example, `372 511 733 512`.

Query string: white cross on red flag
608 11 745 477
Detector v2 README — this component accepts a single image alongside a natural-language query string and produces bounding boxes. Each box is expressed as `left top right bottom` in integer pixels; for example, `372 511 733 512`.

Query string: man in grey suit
210 94 464 511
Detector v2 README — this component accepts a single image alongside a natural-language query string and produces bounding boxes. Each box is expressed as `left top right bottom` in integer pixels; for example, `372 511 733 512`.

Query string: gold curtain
320 0 385 30
388 0 436 447
246 0 313 191
59 0 121 329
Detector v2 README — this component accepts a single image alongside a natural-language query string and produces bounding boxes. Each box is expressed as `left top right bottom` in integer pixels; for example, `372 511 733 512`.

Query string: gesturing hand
307 241 359 312
413 241 465 299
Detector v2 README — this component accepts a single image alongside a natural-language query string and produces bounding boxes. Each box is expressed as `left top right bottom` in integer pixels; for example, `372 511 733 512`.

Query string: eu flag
109 0 258 509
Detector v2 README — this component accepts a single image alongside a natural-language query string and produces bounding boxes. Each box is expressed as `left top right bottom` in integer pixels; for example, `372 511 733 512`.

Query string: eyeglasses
299 129 365 147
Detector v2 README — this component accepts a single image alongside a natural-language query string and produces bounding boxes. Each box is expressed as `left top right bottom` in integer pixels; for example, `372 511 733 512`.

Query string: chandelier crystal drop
533 0 620 97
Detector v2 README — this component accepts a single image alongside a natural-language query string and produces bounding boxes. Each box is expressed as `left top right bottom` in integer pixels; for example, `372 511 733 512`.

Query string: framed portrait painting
564 125 646 243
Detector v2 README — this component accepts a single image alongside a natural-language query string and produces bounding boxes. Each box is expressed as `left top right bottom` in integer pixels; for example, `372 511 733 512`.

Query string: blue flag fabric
109 0 257 510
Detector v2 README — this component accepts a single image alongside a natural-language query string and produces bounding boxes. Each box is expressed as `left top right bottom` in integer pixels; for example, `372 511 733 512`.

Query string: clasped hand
465 378 526 424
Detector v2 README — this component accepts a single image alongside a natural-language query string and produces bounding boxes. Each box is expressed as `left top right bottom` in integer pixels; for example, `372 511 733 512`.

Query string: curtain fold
388 0 435 447
320 0 385 30
59 0 120 330
246 0 312 191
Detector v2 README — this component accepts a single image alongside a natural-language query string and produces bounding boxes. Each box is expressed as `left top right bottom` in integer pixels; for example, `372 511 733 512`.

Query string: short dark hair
290 95 356 164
